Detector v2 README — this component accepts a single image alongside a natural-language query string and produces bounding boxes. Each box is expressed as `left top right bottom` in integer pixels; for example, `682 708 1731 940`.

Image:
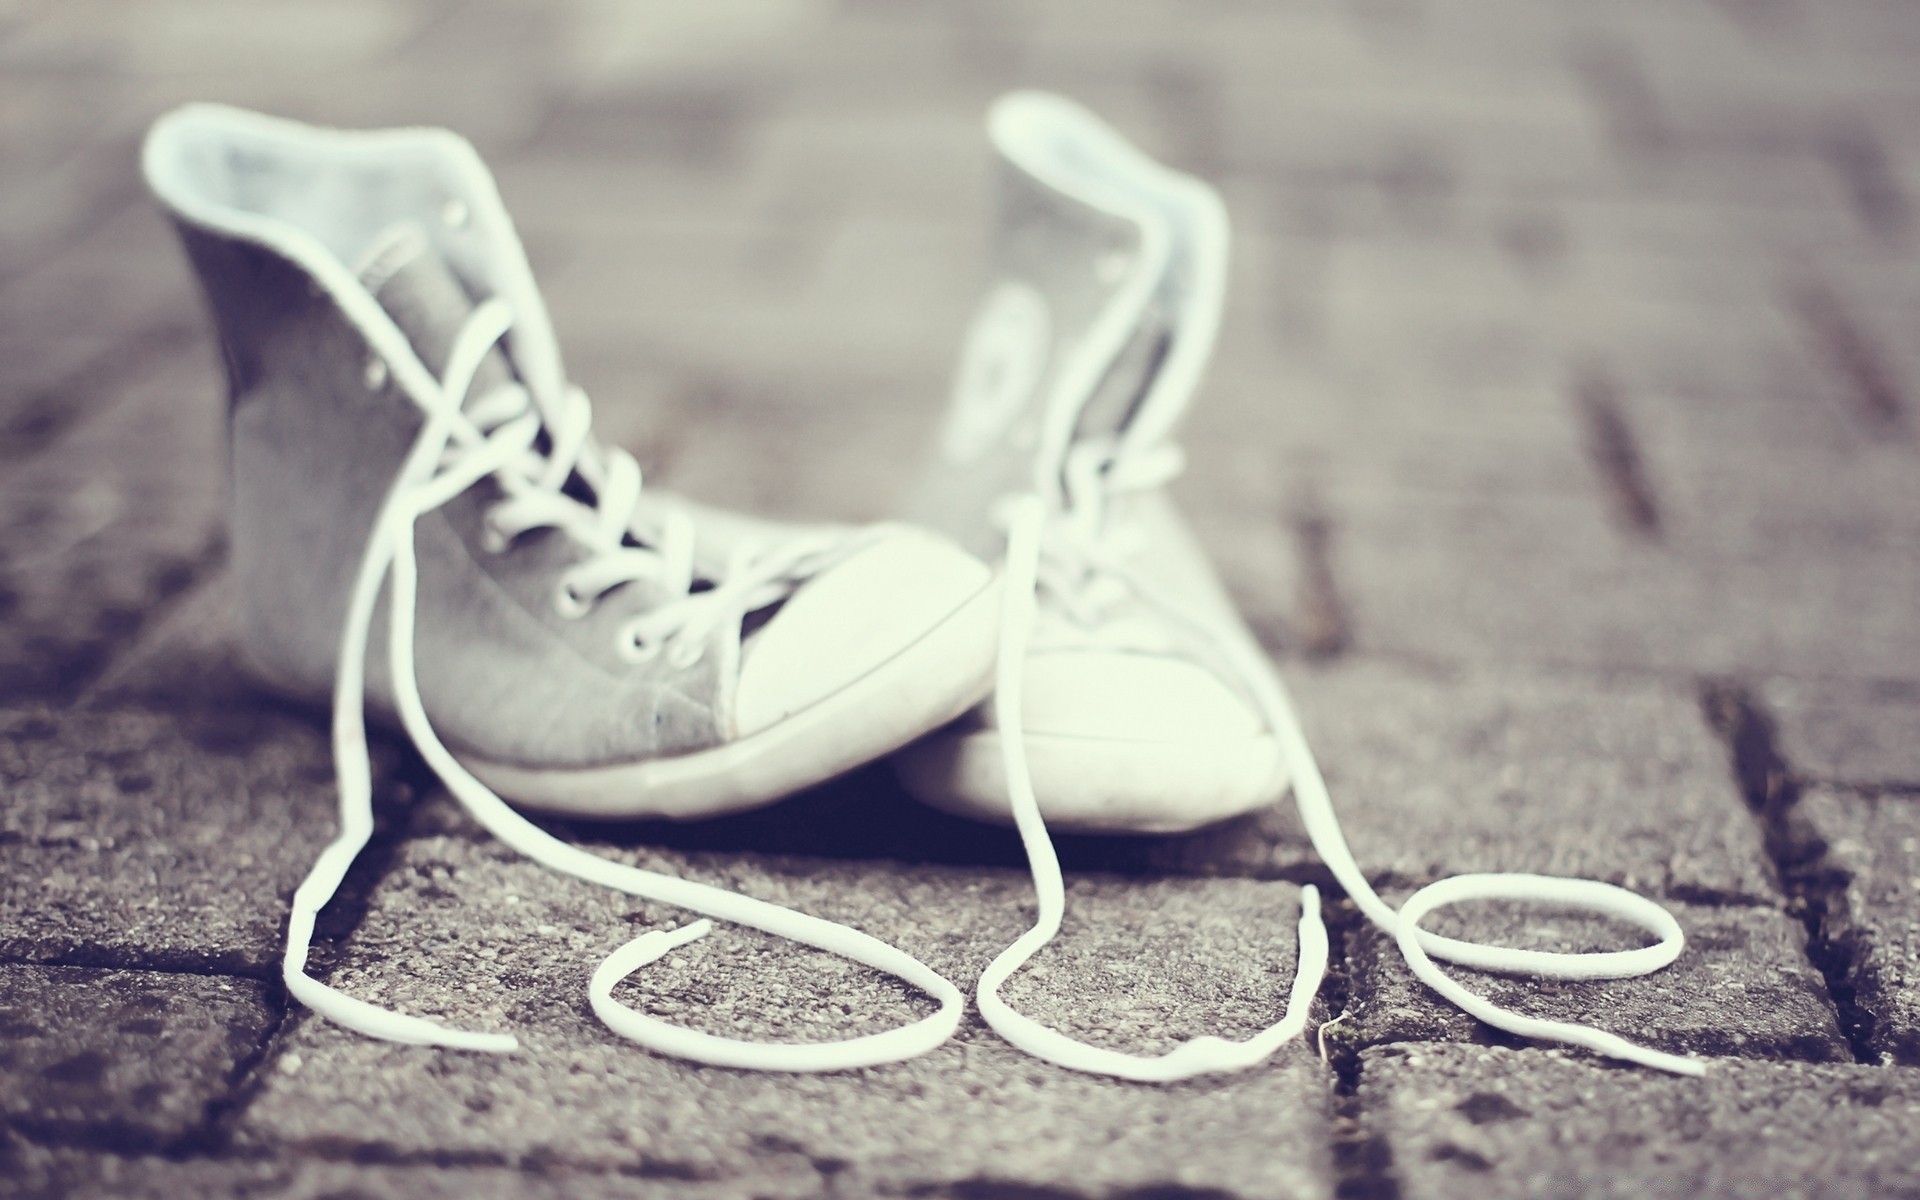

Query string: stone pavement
3 0 1919 1196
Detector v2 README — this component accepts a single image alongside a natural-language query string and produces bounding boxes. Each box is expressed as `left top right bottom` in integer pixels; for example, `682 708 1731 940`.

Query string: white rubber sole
893 724 1287 835
463 579 1003 820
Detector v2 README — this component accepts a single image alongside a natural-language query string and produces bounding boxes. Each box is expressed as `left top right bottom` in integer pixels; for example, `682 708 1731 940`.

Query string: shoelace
284 297 967 1070
980 437 1705 1081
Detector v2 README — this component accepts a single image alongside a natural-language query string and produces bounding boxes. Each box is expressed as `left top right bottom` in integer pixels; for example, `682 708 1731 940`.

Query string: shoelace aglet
592 919 717 990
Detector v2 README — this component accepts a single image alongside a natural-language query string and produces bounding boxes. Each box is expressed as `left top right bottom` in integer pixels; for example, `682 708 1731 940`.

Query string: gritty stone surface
1795 789 1920 1065
0 705 404 973
6 1152 820 1200
0 964 275 1149
1335 900 1847 1064
1140 660 1777 903
1764 679 1920 789
0 1127 61 1200
240 832 1333 1198
1358 1043 1920 1199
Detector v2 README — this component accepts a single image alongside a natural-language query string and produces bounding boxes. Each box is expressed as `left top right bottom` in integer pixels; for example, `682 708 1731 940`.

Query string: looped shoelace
284 297 967 1070
980 437 1705 1081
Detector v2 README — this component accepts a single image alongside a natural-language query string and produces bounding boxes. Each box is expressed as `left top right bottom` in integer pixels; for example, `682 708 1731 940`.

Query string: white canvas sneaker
895 93 1703 1083
142 104 995 1069
893 92 1282 835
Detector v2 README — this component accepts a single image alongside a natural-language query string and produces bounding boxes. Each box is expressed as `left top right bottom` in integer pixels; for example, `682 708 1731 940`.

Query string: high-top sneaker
891 93 1702 1084
142 103 993 1069
894 91 1282 834
147 104 998 819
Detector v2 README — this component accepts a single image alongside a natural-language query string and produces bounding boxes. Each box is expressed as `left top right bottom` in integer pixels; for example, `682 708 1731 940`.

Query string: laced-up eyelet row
553 574 712 667
613 622 704 669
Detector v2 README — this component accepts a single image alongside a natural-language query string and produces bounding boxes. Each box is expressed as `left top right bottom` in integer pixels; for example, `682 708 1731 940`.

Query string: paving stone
8 1151 820 1200
0 963 275 1148
1138 660 1777 904
750 94 994 229
75 572 254 711
241 833 1333 1197
0 203 205 349
58 0 422 79
1334 900 1847 1064
1764 679 1920 788
0 329 139 459
1796 789 1920 1064
0 110 148 284
1358 1042 1920 1199
0 342 222 701
1331 477 1920 683
1293 255 1920 686
539 216 978 392
550 0 834 92
0 705 404 974
1212 62 1616 195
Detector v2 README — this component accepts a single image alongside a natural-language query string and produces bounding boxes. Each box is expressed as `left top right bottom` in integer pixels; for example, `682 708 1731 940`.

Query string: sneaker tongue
356 224 514 397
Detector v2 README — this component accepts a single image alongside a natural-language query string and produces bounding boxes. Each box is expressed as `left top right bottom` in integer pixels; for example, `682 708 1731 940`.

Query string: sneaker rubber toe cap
733 530 994 737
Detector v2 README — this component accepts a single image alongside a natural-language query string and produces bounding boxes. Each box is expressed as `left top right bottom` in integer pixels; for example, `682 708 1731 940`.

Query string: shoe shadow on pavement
538 760 1275 879
90 622 1286 884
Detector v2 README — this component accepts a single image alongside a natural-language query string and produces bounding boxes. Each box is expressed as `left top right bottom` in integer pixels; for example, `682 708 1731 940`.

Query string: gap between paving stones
0 702 422 982
1332 897 1847 1065
1570 362 1663 540
1700 679 1879 1063
1354 1042 1920 1199
1317 899 1405 1200
0 963 281 1160
1787 790 1920 1066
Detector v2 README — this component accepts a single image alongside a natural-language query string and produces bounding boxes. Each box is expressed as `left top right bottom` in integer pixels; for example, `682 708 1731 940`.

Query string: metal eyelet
441 198 470 228
620 629 661 663
552 580 592 620
363 357 389 391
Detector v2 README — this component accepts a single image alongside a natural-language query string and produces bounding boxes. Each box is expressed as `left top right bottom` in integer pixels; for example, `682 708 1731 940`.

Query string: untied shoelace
291 293 1701 1079
284 297 967 1070
977 433 1704 1081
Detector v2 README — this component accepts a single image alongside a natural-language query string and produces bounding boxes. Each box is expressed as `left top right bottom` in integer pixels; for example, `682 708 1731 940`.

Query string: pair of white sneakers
143 94 1700 1080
